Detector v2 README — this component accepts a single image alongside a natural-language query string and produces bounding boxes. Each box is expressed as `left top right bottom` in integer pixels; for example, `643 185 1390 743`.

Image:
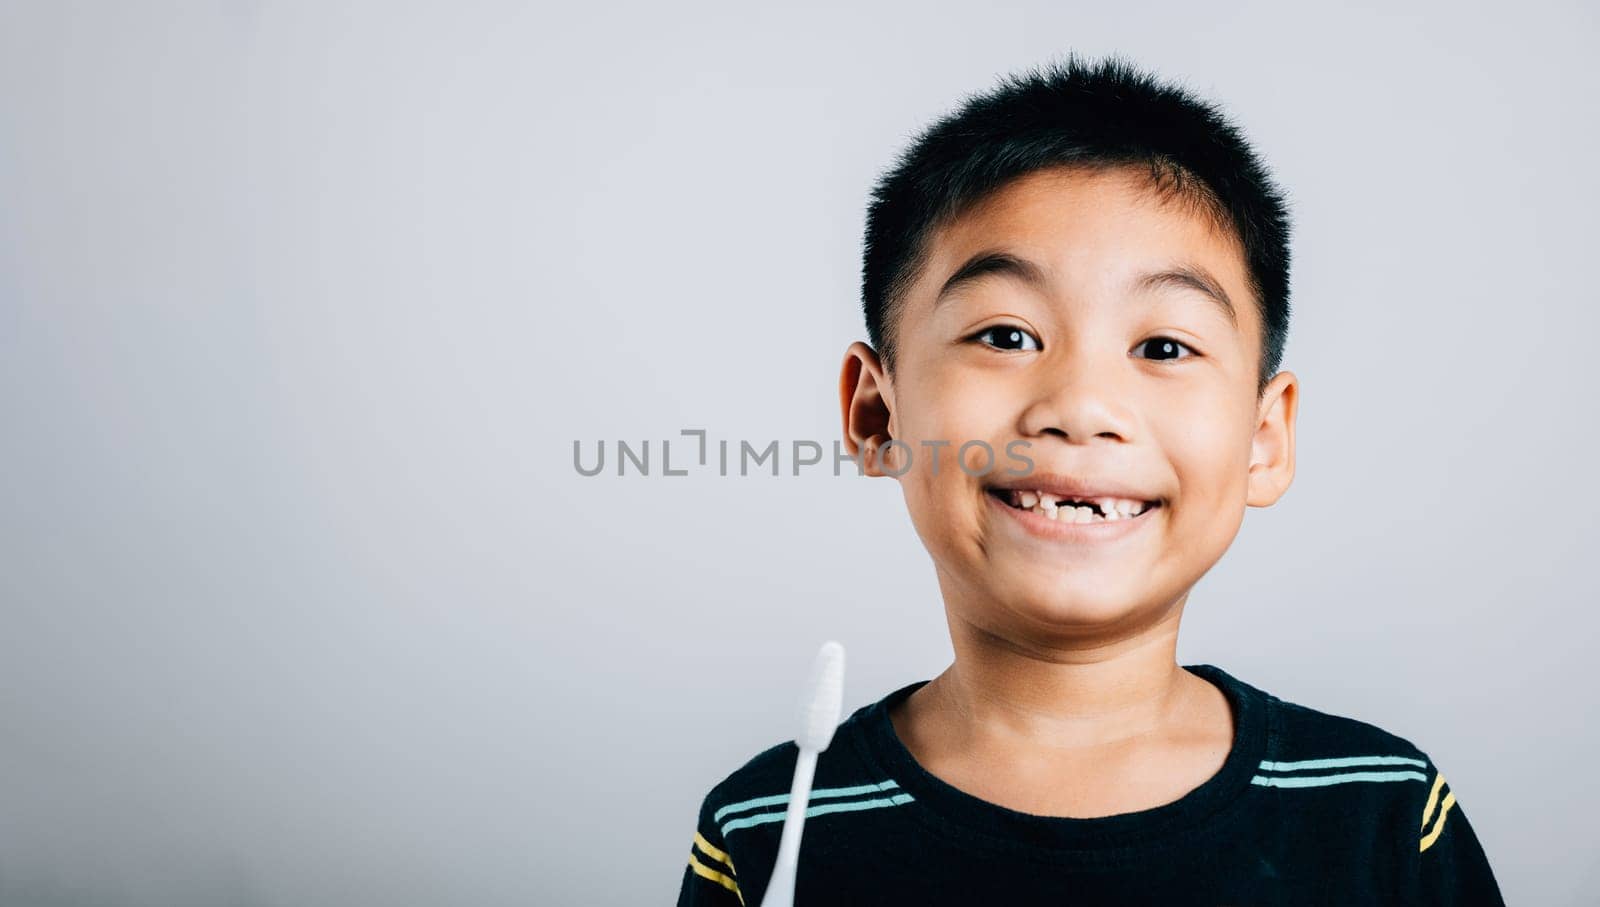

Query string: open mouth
985 487 1162 525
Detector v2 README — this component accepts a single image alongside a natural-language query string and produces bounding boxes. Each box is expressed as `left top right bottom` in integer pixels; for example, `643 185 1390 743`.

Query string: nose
1016 347 1134 444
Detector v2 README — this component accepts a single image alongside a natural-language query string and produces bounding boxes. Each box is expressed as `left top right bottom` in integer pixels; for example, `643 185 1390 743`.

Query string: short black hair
860 53 1293 395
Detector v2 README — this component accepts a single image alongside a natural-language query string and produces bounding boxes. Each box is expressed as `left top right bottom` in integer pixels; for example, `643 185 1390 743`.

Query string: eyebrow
1134 264 1238 329
935 251 1048 304
934 249 1237 329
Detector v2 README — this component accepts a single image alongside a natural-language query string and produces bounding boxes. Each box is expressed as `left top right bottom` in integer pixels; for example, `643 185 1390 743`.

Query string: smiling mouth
984 487 1162 524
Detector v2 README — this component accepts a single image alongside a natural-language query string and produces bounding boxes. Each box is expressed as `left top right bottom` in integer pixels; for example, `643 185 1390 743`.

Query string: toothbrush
759 640 846 907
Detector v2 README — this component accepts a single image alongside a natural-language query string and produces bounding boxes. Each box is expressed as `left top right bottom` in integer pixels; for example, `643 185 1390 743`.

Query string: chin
988 580 1153 632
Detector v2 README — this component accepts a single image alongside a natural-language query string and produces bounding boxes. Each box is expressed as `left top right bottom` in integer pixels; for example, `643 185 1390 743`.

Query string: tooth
1040 496 1058 513
1019 490 1039 508
1070 506 1091 524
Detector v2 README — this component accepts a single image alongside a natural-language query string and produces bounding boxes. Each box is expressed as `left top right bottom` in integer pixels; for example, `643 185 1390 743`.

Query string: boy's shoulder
1229 667 1491 883
702 737 805 808
689 687 911 850
1231 668 1445 783
697 694 890 813
1240 668 1431 761
1220 666 1466 853
1200 664 1447 800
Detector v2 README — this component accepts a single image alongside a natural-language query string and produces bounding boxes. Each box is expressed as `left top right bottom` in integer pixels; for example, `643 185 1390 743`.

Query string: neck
927 587 1195 753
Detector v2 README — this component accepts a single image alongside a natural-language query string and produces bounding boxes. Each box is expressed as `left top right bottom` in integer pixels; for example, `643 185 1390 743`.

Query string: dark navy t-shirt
676 664 1504 906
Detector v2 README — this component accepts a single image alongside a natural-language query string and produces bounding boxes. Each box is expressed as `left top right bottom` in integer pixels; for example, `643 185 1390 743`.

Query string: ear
1247 370 1298 507
839 341 897 478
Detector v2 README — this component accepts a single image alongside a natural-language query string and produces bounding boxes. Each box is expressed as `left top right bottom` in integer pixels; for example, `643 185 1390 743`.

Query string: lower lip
986 492 1162 543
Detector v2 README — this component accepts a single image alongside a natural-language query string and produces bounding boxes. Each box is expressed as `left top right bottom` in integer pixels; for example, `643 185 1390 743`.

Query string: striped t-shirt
676 663 1504 905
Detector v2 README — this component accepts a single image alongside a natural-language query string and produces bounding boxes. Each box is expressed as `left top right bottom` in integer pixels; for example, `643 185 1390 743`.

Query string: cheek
1159 396 1256 526
890 384 1013 537
897 370 1019 446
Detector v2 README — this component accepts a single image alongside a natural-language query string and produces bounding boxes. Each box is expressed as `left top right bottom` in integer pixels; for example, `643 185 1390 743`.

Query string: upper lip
987 473 1162 504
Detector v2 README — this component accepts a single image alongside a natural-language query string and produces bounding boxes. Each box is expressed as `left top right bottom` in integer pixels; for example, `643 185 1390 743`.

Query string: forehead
914 165 1255 317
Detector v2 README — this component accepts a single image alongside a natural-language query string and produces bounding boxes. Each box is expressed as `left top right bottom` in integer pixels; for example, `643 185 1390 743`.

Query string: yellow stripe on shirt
1420 791 1457 853
1421 772 1447 830
695 831 732 868
689 831 744 904
688 853 745 903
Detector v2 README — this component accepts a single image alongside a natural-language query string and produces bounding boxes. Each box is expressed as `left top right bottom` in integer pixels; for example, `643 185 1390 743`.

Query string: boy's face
842 166 1297 638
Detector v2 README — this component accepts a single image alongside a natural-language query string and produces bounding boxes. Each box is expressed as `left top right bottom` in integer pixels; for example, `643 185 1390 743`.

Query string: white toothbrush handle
760 747 818 907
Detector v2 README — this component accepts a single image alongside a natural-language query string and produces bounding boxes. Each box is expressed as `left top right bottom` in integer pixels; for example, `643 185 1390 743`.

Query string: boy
676 54 1504 905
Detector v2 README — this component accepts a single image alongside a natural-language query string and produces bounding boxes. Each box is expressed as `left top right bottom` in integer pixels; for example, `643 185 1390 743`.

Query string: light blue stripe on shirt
713 779 901 823
1251 770 1428 788
1258 755 1426 772
721 792 915 837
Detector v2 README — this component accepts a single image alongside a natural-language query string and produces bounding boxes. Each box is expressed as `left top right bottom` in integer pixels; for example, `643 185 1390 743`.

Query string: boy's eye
1134 336 1197 361
973 326 1041 351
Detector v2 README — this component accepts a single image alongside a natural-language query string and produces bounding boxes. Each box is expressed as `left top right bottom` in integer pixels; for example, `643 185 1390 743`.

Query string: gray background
1 1 1595 904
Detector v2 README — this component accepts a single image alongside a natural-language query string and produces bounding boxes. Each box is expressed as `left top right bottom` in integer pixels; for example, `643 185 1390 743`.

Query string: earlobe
1246 370 1298 507
839 341 895 478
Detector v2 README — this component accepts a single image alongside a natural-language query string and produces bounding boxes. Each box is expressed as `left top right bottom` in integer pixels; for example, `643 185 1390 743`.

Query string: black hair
860 53 1293 395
